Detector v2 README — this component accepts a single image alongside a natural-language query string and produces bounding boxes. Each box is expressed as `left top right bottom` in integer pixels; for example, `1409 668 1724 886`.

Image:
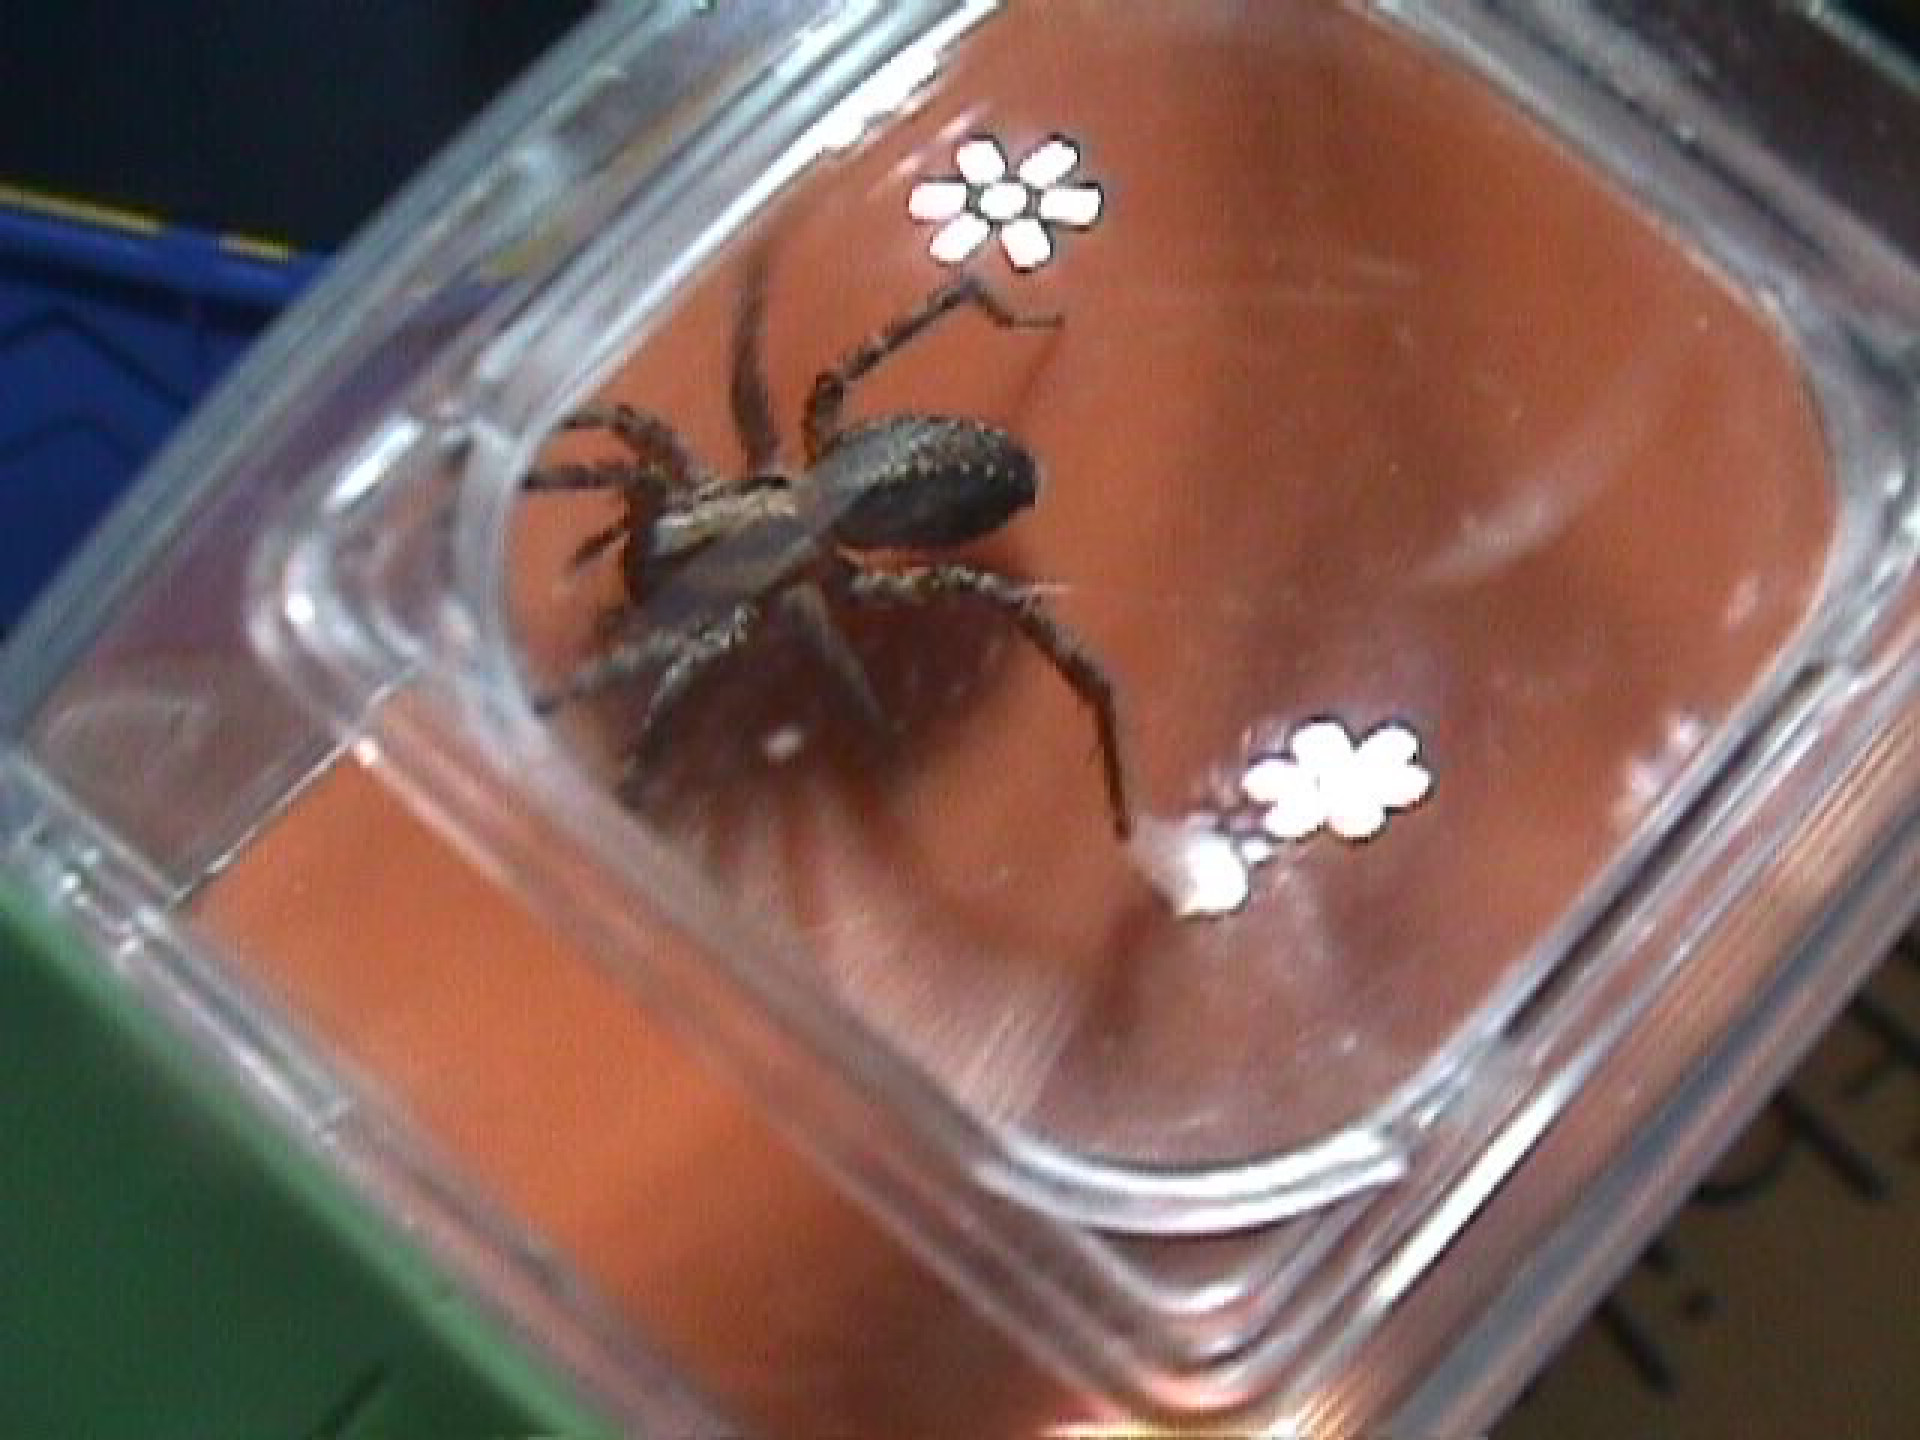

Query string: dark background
0 2 1914 252
0 3 591 251
1856 0 1920 51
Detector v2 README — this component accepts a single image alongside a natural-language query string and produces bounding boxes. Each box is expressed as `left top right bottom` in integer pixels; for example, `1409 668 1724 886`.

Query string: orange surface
198 758 1075 1438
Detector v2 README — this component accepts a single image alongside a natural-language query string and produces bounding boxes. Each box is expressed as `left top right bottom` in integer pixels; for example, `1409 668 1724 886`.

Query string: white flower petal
1291 720 1357 770
1249 759 1327 840
1356 723 1420 769
954 137 1007 185
1017 137 1080 189
1373 761 1433 811
907 180 969 221
1000 217 1053 271
928 213 992 264
1324 784 1387 841
1262 794 1327 842
1037 184 1103 228
976 180 1029 222
1243 756 1306 804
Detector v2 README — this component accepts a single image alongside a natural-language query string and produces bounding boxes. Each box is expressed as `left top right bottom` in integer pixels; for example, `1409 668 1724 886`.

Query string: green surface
0 874 614 1438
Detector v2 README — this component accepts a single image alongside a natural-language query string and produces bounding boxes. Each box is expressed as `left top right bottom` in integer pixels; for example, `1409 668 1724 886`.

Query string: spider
522 260 1133 838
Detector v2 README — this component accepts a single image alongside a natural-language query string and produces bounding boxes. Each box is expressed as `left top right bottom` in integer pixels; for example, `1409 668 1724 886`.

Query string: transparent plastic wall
6 2 1920 1433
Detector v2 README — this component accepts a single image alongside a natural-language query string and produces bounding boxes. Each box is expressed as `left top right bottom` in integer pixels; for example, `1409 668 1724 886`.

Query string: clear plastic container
7 2 1920 1431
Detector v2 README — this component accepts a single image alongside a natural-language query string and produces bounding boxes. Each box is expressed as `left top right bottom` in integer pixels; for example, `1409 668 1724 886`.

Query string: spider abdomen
811 415 1039 551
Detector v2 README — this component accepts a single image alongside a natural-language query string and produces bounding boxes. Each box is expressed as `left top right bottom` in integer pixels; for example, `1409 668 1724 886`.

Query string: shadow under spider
576 585 1034 859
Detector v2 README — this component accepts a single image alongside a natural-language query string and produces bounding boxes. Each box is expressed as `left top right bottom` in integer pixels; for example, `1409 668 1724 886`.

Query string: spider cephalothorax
523 260 1133 838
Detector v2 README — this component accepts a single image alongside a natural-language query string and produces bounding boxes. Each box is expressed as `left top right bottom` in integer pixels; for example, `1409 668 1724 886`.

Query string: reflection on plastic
1129 813 1254 919
811 0 998 154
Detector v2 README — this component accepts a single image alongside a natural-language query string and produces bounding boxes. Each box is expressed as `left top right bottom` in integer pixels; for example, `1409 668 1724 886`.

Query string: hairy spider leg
802 276 1062 465
519 457 666 494
781 579 887 735
537 597 758 711
523 402 715 568
729 254 783 473
539 402 710 488
569 515 644 571
561 401 706 469
617 602 763 782
845 565 1132 838
521 460 688 568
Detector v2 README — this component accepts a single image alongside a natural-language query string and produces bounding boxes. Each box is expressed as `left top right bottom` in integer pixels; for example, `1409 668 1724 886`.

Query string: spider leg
526 460 681 573
524 405 712 502
803 276 1062 464
729 253 782 473
567 517 632 569
521 456 665 494
618 603 763 781
548 496 741 603
526 406 721 575
535 600 755 713
844 564 1132 838
556 403 709 485
781 579 886 736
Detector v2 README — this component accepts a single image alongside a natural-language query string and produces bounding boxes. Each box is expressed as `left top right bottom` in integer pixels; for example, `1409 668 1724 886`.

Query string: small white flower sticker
1132 717 1434 919
908 135 1104 272
1242 720 1432 843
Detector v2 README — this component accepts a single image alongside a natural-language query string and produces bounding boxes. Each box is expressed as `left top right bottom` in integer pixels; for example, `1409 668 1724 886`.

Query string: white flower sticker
1132 718 1434 920
908 135 1104 272
1243 720 1432 843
